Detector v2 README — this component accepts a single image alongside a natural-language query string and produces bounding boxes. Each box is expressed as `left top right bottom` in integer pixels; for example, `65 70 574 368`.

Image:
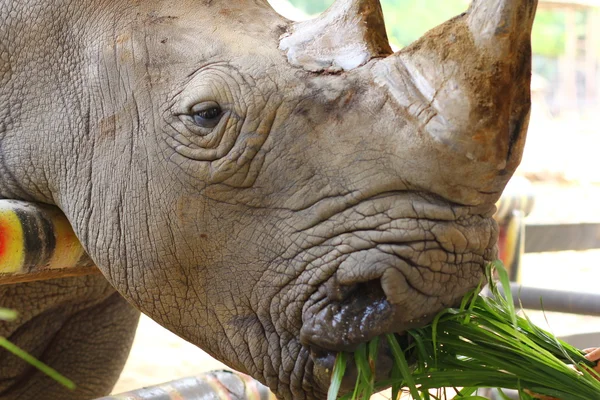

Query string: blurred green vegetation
287 0 570 57
0 308 75 390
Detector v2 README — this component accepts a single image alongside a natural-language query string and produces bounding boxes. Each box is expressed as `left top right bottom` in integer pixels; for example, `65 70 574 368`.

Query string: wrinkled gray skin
0 0 536 398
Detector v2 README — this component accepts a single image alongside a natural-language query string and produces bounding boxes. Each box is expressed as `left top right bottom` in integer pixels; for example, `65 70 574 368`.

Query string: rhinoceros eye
191 102 222 128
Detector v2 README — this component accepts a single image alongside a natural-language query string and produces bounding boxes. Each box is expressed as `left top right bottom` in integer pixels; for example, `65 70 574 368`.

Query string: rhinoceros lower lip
308 333 412 394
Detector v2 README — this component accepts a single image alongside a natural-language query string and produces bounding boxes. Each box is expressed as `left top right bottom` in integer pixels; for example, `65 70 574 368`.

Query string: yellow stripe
0 208 25 273
239 373 262 400
45 207 86 269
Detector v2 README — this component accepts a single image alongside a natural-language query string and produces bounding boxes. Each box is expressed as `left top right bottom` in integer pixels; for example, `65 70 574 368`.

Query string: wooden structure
539 0 600 114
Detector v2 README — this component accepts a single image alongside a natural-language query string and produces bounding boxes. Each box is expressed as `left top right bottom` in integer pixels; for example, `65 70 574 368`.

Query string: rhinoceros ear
279 0 393 72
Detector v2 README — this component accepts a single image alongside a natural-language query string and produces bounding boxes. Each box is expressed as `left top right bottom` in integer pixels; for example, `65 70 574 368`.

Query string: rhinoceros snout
296 194 498 362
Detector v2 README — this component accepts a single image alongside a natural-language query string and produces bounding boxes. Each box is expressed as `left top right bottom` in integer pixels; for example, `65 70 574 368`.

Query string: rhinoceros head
43 0 536 398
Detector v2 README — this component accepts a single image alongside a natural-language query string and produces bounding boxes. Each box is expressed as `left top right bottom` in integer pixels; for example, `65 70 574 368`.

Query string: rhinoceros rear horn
279 0 393 72
467 0 538 59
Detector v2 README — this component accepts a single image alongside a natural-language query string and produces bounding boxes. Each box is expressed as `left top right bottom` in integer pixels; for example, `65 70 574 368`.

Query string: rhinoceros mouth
299 248 494 349
302 285 416 347
300 280 396 352
300 253 490 396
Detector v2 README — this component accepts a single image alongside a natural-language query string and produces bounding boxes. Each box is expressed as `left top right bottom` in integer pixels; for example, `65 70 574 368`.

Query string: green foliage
294 0 333 14
379 0 469 49
327 262 600 399
287 0 569 57
532 10 566 57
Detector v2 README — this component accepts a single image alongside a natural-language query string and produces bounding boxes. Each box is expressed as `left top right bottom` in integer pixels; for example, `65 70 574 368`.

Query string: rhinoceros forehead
123 0 288 68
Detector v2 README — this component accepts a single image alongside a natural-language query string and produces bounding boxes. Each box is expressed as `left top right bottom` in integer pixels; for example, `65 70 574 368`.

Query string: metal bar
97 370 276 400
485 284 600 317
0 200 97 285
524 223 600 253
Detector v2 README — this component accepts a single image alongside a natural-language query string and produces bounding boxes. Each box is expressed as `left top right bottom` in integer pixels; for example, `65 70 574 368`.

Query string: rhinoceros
0 0 537 398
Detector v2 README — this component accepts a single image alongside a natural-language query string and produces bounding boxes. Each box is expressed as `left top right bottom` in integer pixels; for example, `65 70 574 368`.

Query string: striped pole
0 200 98 285
98 370 277 400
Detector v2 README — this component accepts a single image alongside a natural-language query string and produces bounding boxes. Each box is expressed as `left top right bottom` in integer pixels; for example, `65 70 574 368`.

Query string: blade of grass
353 344 374 399
368 336 379 374
463 279 484 325
0 308 17 321
386 333 421 400
328 352 347 400
0 337 75 389
390 362 401 400
496 389 513 400
453 387 478 398
493 260 517 327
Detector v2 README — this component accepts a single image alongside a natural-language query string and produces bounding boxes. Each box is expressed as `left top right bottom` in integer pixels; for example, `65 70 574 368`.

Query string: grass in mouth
0 308 75 390
327 261 600 400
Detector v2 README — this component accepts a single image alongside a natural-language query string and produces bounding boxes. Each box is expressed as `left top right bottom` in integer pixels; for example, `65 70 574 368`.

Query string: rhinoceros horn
279 0 393 72
468 0 538 59
375 0 537 177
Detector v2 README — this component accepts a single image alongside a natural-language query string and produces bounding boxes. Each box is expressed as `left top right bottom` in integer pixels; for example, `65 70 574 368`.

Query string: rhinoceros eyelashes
191 101 223 129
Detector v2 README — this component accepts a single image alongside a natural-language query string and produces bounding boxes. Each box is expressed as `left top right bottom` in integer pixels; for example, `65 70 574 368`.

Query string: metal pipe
0 200 97 285
97 370 276 400
484 283 600 317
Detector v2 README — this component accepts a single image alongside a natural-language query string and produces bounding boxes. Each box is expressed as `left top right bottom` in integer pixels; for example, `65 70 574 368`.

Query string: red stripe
0 223 6 258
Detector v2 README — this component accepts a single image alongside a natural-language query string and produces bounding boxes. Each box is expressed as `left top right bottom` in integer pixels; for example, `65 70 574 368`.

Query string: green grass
328 261 600 400
0 308 75 390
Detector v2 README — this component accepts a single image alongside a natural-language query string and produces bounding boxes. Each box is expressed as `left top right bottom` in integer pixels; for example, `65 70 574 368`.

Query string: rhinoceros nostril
350 280 387 306
325 275 358 302
326 276 385 304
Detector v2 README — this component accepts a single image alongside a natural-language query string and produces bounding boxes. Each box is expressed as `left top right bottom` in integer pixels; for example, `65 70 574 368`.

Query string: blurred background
113 0 600 396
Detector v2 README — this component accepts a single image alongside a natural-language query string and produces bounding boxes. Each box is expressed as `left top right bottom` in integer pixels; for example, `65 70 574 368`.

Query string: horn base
279 0 393 72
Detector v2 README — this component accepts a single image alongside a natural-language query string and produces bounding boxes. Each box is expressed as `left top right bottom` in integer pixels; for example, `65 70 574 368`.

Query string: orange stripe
203 374 233 400
502 213 521 276
163 384 185 400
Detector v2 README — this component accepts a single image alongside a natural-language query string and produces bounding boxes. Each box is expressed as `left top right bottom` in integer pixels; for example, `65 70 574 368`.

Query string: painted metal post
0 200 98 284
97 370 276 400
494 177 535 283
